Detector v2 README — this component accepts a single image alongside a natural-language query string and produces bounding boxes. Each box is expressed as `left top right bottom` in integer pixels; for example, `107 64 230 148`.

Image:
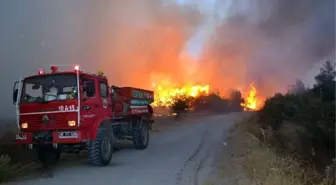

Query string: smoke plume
200 0 335 97
0 0 334 119
0 0 202 119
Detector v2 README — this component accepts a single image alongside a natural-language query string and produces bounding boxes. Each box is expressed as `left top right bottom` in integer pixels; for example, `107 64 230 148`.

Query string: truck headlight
68 120 76 127
21 123 28 129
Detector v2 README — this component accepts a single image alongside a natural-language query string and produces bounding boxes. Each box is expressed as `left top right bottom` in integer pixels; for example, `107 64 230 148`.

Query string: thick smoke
0 0 202 119
96 0 203 87
200 0 335 97
0 0 334 119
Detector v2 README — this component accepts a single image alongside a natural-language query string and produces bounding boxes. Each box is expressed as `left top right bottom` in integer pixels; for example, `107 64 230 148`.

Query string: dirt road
6 113 244 185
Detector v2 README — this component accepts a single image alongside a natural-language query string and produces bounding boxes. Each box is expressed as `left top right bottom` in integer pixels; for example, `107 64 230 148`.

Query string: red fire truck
12 65 154 166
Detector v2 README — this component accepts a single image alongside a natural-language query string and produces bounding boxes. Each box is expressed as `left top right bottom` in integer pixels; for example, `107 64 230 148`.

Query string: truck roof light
97 70 104 76
51 66 58 73
37 68 44 75
74 65 80 71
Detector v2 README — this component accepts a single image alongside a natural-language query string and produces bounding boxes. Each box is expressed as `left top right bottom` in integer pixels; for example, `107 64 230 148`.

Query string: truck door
13 79 23 129
81 77 98 125
98 81 112 118
111 86 124 117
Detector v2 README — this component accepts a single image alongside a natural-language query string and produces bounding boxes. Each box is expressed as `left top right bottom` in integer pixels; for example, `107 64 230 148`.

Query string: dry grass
245 119 333 185
205 117 332 185
246 131 313 185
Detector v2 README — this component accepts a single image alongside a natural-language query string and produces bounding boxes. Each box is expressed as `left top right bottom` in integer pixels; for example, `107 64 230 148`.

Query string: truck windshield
21 74 78 104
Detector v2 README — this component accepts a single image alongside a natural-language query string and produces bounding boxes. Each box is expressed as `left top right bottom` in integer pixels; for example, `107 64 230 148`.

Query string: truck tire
88 127 114 166
133 120 149 150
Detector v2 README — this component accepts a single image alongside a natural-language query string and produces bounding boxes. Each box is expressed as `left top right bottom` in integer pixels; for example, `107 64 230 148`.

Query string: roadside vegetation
204 61 335 185
170 88 245 119
257 60 335 173
0 128 34 183
212 119 331 185
0 155 20 182
214 60 335 185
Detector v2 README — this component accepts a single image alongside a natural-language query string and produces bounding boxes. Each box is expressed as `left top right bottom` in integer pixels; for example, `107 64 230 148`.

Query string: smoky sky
200 0 335 97
0 1 113 119
255 0 335 60
0 0 335 119
0 0 201 119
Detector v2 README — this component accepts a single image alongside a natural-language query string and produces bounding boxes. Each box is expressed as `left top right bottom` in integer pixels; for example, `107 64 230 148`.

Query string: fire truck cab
13 65 154 166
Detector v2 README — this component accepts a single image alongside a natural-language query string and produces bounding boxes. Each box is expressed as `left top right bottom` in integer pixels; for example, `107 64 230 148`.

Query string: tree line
258 60 335 176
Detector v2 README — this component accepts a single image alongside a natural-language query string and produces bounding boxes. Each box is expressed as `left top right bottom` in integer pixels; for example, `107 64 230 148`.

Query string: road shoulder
176 113 247 185
202 117 251 185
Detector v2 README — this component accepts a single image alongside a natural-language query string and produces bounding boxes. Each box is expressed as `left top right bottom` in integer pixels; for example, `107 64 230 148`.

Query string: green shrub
0 154 19 182
258 93 286 130
257 60 335 170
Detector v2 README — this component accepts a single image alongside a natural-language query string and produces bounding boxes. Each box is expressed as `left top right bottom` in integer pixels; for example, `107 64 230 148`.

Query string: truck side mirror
13 89 18 105
13 81 19 105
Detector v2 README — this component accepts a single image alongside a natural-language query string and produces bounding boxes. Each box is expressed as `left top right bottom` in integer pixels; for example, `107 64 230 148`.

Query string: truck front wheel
88 127 114 166
133 121 149 150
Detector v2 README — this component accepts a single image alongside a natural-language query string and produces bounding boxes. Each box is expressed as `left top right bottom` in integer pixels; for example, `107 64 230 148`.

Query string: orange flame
152 80 265 111
241 83 261 111
152 80 210 107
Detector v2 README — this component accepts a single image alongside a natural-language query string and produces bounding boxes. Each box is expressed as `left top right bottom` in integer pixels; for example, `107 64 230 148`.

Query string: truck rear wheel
133 120 149 150
88 127 114 166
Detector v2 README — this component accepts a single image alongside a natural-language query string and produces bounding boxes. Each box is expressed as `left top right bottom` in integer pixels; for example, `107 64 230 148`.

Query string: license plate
58 131 78 139
16 134 27 140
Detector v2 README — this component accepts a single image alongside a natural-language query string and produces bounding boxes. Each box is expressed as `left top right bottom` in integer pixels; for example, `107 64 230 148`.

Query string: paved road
6 113 243 185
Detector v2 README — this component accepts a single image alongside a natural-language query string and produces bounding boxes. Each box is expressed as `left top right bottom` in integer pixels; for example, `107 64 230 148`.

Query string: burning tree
229 90 245 112
150 78 265 113
240 83 259 111
193 93 229 113
170 93 195 119
171 94 194 111
151 81 209 107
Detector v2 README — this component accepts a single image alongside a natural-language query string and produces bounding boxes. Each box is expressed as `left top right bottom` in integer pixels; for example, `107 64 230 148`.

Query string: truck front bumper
16 130 82 144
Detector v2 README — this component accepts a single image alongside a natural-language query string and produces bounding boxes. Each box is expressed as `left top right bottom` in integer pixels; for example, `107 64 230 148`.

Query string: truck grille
20 112 77 130
32 131 53 143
